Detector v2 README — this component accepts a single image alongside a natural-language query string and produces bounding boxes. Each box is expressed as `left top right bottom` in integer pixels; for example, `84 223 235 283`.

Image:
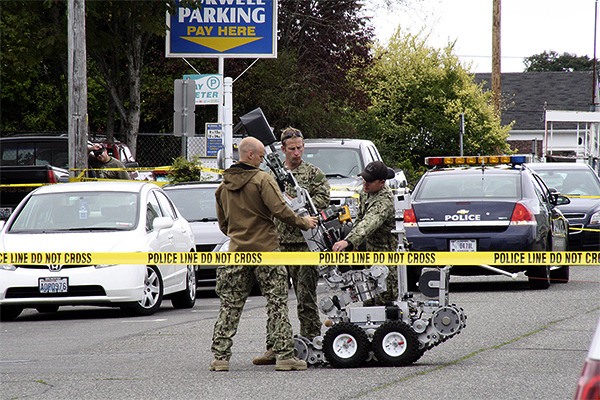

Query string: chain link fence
136 133 225 171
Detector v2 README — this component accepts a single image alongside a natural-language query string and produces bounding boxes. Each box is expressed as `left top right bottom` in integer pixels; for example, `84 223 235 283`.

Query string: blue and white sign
166 0 277 58
183 74 223 105
206 123 224 156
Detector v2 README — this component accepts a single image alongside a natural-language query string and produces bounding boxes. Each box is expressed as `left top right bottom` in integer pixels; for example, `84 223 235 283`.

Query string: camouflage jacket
216 162 312 252
345 185 398 252
272 161 330 244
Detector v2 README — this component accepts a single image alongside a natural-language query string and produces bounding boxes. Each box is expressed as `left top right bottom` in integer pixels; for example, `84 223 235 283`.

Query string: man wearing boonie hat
331 160 399 305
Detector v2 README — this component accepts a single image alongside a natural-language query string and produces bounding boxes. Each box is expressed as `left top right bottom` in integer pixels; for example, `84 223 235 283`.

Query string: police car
404 155 570 290
525 162 600 251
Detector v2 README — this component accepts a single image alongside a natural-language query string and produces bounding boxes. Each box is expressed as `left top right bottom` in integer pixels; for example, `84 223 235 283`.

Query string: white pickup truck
301 138 409 217
216 137 410 218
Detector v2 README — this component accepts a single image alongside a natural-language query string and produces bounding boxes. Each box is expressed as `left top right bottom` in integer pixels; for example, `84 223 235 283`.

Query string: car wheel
550 265 570 283
372 321 422 366
36 305 60 313
527 265 551 290
0 305 23 321
323 322 370 368
122 265 163 316
171 265 197 309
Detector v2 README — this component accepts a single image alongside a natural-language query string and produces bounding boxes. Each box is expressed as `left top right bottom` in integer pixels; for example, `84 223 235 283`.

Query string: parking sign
166 0 277 58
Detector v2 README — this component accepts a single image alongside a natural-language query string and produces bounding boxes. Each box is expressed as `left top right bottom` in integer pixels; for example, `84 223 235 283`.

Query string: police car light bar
424 155 531 167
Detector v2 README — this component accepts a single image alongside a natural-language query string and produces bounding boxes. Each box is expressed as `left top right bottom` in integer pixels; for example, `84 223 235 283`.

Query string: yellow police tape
1 251 599 266
0 166 226 188
72 166 225 175
570 227 600 233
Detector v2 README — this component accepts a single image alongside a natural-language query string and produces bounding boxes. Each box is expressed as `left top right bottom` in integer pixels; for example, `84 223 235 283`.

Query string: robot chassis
241 109 468 368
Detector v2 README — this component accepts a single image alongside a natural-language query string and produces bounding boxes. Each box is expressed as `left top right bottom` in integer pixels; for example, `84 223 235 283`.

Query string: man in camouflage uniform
210 137 318 372
331 161 398 305
253 127 330 366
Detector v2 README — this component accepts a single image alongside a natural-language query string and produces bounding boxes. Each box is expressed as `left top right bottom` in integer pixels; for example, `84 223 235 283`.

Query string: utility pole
68 0 88 179
492 0 501 115
592 0 598 111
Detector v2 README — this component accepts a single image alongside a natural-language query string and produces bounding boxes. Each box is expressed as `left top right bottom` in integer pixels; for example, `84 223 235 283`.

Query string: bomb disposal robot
239 108 467 368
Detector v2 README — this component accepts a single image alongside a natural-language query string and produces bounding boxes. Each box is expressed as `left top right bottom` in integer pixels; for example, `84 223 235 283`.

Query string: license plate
450 239 477 252
39 277 68 293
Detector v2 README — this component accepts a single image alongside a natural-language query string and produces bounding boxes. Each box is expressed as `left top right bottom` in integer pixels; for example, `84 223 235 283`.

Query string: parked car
574 316 600 399
0 134 139 215
525 162 600 251
220 138 408 217
163 181 227 291
0 133 138 170
0 181 197 320
404 155 570 290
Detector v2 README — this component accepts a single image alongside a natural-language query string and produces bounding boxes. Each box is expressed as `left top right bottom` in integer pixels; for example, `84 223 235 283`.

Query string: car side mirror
153 216 174 232
549 187 570 206
555 194 571 206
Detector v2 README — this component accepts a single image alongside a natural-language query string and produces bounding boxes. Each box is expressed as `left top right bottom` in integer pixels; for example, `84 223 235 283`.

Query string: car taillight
510 202 535 224
574 358 600 400
403 207 417 226
47 170 58 184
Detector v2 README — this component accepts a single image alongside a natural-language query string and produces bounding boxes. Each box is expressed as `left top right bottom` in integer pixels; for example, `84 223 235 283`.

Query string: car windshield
8 191 139 233
535 169 600 196
302 148 363 177
166 187 218 222
416 173 520 200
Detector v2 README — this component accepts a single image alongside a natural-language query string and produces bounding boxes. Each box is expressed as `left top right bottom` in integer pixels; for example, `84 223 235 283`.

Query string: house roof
474 71 595 130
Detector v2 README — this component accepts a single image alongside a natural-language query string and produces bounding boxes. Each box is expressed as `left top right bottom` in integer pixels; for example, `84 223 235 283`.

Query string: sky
371 0 599 73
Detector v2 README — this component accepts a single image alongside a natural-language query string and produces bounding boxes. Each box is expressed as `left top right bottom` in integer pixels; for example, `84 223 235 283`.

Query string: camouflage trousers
363 265 398 306
265 243 321 349
211 263 294 360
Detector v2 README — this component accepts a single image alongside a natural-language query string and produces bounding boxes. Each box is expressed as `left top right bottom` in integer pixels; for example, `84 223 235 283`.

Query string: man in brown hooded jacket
210 137 318 372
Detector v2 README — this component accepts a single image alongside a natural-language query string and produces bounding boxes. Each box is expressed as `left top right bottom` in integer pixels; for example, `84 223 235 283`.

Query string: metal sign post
223 77 234 168
173 78 196 137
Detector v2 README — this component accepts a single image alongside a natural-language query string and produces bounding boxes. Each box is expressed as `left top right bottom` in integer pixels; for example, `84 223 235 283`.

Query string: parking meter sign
183 74 223 105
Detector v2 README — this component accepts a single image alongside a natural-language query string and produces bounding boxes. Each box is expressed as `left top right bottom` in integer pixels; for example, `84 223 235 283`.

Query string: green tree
277 0 373 104
85 0 170 156
356 30 511 172
227 0 377 138
524 50 595 72
1 0 378 145
0 1 69 132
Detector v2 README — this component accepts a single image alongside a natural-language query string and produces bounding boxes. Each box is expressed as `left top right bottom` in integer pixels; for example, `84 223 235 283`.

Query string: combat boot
252 349 276 365
209 359 229 371
275 356 307 371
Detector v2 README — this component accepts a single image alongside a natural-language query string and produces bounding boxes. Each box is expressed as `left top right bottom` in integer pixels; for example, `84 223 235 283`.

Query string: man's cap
358 161 395 182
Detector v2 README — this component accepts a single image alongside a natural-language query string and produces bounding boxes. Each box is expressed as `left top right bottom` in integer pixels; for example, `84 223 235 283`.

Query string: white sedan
0 181 197 321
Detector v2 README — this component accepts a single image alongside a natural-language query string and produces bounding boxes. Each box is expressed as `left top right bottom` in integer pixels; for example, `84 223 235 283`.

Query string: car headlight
95 264 117 269
213 240 230 252
590 211 600 225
